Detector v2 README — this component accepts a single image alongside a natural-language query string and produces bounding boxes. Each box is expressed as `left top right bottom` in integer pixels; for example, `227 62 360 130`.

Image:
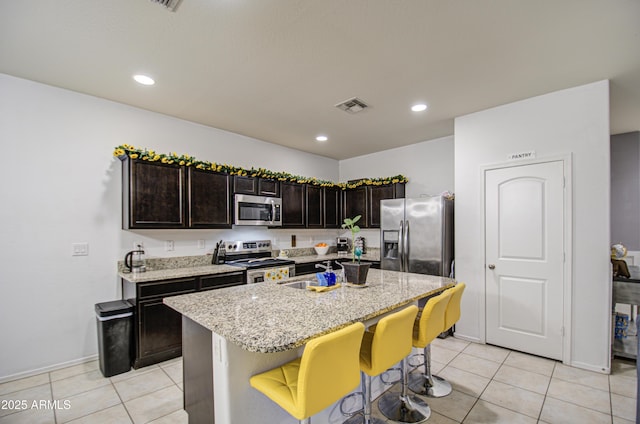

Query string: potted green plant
340 215 370 284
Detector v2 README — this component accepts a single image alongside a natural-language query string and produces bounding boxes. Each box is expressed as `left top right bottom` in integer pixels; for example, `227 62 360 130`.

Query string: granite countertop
119 264 243 283
164 268 454 353
118 249 381 283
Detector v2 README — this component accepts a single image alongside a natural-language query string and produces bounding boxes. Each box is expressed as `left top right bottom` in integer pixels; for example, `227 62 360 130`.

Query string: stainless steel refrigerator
380 196 454 277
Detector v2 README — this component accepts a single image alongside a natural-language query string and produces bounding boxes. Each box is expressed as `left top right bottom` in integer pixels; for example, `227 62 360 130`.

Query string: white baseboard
0 354 99 384
569 360 610 375
452 333 482 344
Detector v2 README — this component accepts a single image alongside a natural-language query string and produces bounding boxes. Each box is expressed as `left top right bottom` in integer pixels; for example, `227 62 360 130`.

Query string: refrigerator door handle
404 220 410 271
399 220 404 271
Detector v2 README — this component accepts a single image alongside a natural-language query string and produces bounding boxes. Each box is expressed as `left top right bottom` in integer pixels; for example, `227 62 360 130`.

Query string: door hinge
560 326 565 336
562 176 566 188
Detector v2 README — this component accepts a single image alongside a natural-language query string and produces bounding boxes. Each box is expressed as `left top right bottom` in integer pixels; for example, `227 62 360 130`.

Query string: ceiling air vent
335 97 369 114
150 0 183 12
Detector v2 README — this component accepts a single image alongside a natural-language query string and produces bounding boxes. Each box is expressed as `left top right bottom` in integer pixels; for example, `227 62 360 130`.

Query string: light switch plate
72 242 89 256
197 239 205 249
165 240 175 251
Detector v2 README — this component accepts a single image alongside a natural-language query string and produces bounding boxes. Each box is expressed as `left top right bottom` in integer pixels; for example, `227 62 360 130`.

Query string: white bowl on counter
314 245 330 256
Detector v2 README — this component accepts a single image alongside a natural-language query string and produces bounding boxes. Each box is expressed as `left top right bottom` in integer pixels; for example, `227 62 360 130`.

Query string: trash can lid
95 300 133 317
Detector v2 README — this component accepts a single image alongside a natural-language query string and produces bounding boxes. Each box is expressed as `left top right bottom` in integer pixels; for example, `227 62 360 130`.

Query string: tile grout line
457 346 511 423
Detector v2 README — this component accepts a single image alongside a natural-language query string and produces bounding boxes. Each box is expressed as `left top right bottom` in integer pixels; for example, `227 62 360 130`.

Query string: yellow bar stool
443 282 465 336
409 283 466 398
375 305 432 423
250 322 365 424
408 287 455 398
343 305 419 424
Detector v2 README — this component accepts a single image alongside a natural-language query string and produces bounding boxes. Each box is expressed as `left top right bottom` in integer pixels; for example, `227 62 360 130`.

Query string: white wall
339 135 454 198
338 136 455 246
0 73 340 380
454 80 611 372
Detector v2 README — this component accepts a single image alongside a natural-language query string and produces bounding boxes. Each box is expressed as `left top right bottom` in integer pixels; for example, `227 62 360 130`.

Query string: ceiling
1 1 639 160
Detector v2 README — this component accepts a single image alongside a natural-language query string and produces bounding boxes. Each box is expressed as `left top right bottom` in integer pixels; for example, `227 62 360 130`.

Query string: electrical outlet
197 239 205 249
165 240 175 251
72 242 89 256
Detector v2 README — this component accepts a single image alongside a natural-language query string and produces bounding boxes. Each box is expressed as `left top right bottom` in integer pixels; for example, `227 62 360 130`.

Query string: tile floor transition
0 337 636 423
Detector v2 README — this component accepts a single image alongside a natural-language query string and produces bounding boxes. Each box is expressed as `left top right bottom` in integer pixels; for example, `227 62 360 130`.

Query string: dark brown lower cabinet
137 298 184 367
123 271 244 369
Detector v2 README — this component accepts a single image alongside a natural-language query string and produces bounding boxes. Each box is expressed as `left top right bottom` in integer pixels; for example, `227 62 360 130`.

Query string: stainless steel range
224 240 296 283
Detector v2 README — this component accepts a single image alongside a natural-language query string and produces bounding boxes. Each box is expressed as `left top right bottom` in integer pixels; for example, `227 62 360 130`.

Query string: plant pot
341 262 371 285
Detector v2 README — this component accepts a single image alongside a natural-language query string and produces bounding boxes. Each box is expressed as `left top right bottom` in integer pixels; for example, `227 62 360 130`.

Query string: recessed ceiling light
315 135 328 142
133 74 155 86
411 103 428 112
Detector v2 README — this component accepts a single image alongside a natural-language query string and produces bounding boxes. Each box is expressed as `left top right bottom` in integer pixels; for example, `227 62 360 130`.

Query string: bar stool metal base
342 412 386 424
408 372 452 398
408 344 452 398
377 391 431 423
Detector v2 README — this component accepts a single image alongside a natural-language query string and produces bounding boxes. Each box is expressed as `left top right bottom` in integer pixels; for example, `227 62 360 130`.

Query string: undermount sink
281 280 316 289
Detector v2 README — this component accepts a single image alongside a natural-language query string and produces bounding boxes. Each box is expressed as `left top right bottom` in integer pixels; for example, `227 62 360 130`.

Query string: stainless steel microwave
234 194 282 226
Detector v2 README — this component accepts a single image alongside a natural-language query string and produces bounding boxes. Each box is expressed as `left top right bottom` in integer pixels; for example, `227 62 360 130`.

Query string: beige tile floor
0 337 636 423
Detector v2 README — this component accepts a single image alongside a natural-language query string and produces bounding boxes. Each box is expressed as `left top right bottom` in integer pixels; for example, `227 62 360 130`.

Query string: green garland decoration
113 144 408 189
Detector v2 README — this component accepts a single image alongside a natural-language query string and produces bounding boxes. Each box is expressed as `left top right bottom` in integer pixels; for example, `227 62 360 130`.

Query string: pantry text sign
507 150 536 161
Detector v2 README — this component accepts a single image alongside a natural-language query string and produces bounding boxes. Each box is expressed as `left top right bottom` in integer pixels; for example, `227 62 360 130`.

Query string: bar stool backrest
297 322 366 418
444 282 466 331
414 289 453 348
367 305 419 376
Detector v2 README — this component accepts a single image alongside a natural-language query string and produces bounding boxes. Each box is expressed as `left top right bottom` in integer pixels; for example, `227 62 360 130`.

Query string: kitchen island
164 268 455 424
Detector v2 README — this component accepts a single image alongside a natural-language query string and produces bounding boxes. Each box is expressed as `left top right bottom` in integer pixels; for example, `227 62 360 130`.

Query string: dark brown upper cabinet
232 176 280 197
368 183 405 228
324 186 342 228
122 158 187 229
188 168 232 228
306 185 324 228
343 186 368 228
342 182 406 229
121 158 232 229
281 182 306 228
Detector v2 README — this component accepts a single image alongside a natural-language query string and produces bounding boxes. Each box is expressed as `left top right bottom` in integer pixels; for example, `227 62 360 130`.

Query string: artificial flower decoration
114 144 408 189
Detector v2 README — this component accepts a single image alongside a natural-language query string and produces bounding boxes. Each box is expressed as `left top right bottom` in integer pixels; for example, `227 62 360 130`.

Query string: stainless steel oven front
246 265 296 284
234 194 282 226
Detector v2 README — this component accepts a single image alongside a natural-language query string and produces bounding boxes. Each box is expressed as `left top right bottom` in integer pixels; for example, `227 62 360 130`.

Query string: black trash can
95 300 133 377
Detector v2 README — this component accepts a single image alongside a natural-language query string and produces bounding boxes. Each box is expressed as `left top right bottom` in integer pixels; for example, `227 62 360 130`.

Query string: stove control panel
225 240 272 253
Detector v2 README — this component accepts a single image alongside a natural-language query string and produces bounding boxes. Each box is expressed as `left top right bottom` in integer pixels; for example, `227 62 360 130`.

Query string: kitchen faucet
315 261 333 272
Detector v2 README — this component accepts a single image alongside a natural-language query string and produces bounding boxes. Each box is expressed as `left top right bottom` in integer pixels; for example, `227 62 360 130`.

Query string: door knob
488 264 495 270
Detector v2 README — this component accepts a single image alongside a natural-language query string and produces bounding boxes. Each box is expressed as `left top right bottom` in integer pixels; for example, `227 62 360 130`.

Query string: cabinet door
232 176 258 194
368 185 395 228
189 169 232 228
324 187 342 228
199 272 245 290
306 185 323 228
124 159 186 229
137 298 184 367
281 182 306 227
258 178 280 197
343 186 368 228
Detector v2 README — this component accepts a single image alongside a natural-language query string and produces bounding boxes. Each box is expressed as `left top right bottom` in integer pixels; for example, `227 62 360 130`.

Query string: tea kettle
125 245 146 273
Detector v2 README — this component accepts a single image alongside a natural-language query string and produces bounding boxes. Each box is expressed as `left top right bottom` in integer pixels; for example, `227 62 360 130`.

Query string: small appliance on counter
337 237 350 257
124 244 146 273
354 236 366 254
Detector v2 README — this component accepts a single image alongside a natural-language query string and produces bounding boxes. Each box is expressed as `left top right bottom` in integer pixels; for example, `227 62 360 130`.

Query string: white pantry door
485 160 565 360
